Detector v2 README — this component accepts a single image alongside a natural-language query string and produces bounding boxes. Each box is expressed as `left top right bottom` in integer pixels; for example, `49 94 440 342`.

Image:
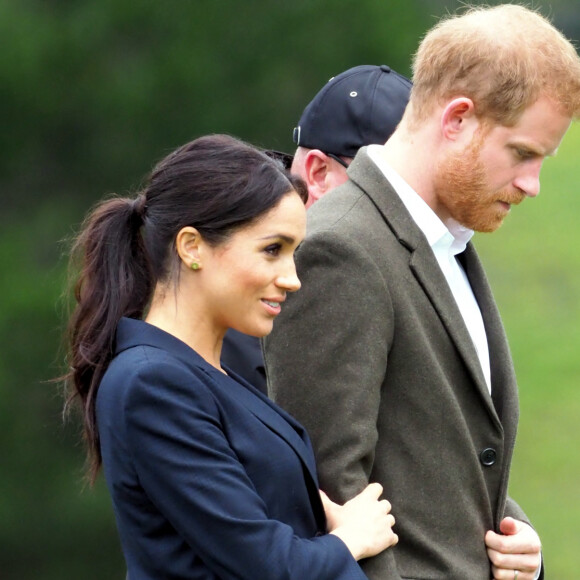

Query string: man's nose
514 159 543 198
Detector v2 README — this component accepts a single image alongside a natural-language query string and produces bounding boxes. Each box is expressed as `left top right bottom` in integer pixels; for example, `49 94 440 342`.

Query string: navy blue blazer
96 318 366 580
221 329 267 394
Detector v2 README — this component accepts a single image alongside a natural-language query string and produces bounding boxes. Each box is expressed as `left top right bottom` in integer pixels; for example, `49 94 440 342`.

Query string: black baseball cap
292 64 412 158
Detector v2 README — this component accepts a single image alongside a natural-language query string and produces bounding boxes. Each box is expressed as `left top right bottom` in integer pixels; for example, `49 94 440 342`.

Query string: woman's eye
264 244 281 256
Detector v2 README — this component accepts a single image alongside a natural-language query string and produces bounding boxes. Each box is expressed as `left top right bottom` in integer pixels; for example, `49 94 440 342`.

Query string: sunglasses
263 149 294 170
326 153 351 169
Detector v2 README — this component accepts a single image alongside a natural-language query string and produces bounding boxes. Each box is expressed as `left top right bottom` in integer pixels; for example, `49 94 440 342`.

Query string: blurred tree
1 0 425 218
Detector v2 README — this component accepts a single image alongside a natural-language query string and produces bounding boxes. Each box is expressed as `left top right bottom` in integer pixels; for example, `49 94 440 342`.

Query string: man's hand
485 517 541 579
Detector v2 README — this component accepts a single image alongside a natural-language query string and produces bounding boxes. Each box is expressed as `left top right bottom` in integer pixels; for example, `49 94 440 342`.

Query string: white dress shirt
367 145 491 392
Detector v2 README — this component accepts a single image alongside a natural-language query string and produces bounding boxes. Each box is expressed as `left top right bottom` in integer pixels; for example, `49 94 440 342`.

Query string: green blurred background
1 0 578 577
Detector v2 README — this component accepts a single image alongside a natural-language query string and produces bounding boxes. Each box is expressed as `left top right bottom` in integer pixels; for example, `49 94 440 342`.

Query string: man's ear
175 226 203 270
304 150 333 203
440 97 477 142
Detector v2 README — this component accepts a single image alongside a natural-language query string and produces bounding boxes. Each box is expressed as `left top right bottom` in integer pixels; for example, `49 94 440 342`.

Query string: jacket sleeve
264 229 394 504
123 359 367 580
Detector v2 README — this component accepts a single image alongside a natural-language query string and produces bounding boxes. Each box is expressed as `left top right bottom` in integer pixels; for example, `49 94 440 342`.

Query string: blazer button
480 448 497 466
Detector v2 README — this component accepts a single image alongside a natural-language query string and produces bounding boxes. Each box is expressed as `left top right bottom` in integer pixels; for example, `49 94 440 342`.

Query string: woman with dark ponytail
64 134 397 579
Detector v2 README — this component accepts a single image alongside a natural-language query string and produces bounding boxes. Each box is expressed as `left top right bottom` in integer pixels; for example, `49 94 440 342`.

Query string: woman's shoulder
100 342 219 410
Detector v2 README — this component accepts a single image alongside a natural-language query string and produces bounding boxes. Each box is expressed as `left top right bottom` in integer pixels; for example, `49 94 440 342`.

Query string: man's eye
516 148 534 160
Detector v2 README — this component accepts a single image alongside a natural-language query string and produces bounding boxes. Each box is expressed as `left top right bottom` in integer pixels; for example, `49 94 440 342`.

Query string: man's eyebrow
511 141 557 158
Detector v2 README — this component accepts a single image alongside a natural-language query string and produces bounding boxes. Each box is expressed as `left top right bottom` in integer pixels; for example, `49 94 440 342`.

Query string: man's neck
379 129 439 211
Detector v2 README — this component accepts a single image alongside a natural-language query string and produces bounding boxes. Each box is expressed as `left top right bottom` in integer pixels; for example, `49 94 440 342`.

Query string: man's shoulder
306 180 376 234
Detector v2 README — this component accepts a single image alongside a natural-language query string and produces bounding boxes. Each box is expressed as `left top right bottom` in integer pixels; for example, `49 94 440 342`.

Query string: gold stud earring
191 262 200 270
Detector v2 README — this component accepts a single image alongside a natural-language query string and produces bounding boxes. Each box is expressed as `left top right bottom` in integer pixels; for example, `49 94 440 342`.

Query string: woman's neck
145 287 226 372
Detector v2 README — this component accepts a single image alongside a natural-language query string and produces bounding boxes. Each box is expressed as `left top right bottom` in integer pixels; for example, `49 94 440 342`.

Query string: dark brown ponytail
65 194 152 482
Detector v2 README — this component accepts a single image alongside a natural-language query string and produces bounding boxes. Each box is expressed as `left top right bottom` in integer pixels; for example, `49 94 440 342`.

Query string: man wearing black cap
221 64 411 392
290 64 411 208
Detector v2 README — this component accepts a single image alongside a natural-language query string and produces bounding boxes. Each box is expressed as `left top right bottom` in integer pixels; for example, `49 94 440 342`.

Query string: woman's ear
175 226 203 270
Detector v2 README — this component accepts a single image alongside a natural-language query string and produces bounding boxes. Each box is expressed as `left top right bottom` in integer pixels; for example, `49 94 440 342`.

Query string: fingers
379 498 394 515
486 520 541 580
487 547 541 578
499 516 520 536
358 482 384 500
485 521 541 554
350 483 393 511
326 483 398 560
490 564 537 580
485 530 509 553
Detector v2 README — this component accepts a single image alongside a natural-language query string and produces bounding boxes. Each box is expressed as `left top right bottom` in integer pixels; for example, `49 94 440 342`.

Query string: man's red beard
433 133 525 233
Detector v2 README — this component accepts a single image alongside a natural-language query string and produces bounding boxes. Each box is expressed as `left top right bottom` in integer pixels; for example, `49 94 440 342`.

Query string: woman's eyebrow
258 234 295 243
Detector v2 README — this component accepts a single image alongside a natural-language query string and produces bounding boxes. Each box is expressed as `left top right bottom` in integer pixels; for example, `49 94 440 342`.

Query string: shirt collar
367 144 474 256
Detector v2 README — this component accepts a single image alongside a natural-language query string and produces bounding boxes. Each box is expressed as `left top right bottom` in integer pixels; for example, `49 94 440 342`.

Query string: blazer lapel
458 246 519 427
409 245 500 424
219 367 320 485
348 149 500 422
213 368 326 527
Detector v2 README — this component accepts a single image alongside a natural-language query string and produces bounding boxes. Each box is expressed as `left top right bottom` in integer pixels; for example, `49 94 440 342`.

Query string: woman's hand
320 482 398 560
